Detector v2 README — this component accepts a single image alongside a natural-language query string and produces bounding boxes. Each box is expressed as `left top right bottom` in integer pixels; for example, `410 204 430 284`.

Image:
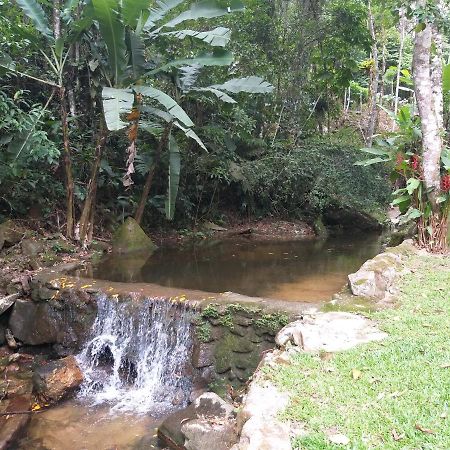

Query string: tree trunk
60 89 75 239
53 1 75 239
366 0 379 146
78 120 108 245
413 0 447 251
394 10 406 120
134 123 173 225
413 12 442 210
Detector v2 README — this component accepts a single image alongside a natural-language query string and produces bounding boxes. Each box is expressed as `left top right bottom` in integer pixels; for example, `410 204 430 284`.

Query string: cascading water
77 295 193 415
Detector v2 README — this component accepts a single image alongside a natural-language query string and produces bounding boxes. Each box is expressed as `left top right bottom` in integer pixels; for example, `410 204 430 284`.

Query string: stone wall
191 303 290 395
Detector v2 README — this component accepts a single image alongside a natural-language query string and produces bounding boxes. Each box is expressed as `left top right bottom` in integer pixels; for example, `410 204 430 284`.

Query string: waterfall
77 295 193 415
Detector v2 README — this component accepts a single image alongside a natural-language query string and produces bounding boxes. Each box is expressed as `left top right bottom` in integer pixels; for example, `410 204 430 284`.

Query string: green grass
267 254 450 449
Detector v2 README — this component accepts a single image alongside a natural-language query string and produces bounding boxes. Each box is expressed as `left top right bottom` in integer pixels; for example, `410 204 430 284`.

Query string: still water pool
83 234 382 302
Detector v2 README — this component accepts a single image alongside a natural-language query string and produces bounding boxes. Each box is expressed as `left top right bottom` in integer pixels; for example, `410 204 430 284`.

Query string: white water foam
77 295 193 415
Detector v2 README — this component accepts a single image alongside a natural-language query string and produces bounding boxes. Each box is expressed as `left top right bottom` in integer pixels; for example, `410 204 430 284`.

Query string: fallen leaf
351 369 362 380
320 352 334 361
391 429 404 441
328 433 350 445
415 424 435 434
440 363 450 369
31 403 41 411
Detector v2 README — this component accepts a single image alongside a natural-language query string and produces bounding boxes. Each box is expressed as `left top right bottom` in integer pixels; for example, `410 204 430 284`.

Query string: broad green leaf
144 0 185 30
436 194 448 204
122 0 152 27
147 49 233 75
55 37 65 59
16 0 53 39
129 32 146 79
391 194 411 205
134 85 194 127
92 0 127 84
443 64 450 93
102 87 134 131
173 121 207 150
210 76 274 94
354 157 389 166
360 147 391 156
193 87 236 103
165 134 181 220
142 106 174 122
162 27 231 47
163 0 244 28
441 148 450 170
179 64 202 90
0 53 16 72
406 178 421 194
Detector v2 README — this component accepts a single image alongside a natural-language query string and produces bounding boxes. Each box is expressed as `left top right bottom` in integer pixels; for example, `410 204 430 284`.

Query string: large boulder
21 239 45 257
8 290 97 350
348 249 407 300
33 355 83 404
158 392 238 450
111 217 157 254
275 312 387 352
0 220 25 250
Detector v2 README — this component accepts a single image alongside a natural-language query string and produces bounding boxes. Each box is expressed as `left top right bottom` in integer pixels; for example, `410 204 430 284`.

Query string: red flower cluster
410 154 420 171
441 174 450 192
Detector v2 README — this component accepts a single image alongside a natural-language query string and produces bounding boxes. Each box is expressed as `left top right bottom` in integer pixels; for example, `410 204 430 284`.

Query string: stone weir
5 263 311 402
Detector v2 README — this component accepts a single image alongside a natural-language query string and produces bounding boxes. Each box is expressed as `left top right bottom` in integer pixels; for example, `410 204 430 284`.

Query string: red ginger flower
441 174 450 192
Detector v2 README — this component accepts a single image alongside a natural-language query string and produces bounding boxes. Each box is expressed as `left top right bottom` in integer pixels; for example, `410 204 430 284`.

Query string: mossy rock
111 217 157 254
0 220 25 249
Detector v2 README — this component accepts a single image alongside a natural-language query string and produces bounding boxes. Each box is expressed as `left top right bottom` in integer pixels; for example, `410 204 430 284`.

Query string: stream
14 233 382 449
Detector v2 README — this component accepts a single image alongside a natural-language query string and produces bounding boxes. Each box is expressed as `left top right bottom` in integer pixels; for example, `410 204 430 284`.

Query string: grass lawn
267 253 450 449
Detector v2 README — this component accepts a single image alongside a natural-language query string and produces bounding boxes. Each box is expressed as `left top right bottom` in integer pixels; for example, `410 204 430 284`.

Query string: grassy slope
268 254 450 449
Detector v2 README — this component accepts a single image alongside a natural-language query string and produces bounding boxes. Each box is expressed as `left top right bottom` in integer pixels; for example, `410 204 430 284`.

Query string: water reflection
15 400 160 450
83 234 382 302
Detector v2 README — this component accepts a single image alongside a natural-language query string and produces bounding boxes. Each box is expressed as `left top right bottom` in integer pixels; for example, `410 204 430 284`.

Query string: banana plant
1 0 93 239
92 0 274 221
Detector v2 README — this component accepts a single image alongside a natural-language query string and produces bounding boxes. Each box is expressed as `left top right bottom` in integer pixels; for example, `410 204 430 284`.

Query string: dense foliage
0 0 448 247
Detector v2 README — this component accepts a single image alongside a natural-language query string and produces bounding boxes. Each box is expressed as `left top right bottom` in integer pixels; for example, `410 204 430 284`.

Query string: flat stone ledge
275 311 387 352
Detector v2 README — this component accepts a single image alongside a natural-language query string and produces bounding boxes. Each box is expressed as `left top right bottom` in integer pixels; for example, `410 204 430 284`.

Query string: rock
233 381 291 450
21 239 44 257
275 312 387 352
8 291 97 350
111 217 157 254
0 220 24 249
5 328 18 349
192 343 214 369
0 293 20 316
158 393 236 450
348 251 405 300
32 355 83 404
182 418 238 450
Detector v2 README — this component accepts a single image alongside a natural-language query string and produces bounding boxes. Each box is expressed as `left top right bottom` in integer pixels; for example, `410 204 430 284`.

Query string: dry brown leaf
391 429 404 441
320 352 334 361
351 369 362 380
415 424 435 434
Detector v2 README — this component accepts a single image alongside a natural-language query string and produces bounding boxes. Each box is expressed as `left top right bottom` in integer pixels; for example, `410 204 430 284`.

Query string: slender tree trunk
60 89 75 239
394 10 406 120
54 1 75 238
78 120 108 244
134 123 172 225
366 0 379 146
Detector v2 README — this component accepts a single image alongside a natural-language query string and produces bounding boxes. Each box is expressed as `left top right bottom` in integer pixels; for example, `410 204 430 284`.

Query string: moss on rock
111 217 157 254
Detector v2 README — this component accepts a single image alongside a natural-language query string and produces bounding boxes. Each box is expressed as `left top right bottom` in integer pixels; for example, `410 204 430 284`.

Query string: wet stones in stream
159 392 238 450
